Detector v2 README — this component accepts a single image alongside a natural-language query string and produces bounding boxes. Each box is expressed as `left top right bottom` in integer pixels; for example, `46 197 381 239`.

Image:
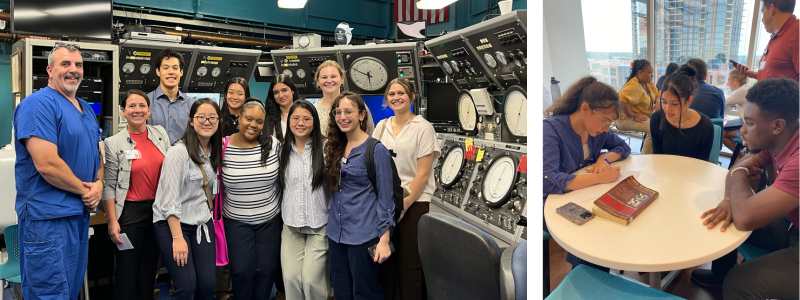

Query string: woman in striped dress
221 99 283 300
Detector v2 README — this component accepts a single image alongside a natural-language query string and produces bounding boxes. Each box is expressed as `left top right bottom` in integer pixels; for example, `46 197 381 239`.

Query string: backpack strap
366 138 380 196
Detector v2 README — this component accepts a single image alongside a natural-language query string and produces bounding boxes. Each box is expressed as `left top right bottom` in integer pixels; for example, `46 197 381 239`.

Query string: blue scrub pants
19 209 90 300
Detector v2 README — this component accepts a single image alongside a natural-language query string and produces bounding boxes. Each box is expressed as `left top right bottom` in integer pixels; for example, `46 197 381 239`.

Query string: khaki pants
616 118 653 154
280 224 331 300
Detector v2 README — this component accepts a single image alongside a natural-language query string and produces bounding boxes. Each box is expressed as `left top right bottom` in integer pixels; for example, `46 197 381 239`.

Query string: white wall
543 0 588 94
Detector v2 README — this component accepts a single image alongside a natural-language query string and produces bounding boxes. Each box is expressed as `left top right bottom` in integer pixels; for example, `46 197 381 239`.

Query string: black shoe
691 269 725 287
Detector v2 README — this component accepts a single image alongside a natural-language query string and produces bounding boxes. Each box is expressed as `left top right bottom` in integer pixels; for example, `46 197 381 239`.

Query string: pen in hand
604 158 612 166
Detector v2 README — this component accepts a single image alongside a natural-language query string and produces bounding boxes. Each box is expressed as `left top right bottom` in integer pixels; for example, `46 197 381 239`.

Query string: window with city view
582 0 642 89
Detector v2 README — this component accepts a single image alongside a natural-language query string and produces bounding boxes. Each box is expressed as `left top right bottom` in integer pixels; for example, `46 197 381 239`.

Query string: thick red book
592 176 659 225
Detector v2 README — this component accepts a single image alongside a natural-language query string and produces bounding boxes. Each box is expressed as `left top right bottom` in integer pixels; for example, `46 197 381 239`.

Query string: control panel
339 42 421 96
432 136 479 209
426 36 497 92
184 45 261 93
478 113 503 142
118 40 195 93
463 11 528 91
271 47 341 97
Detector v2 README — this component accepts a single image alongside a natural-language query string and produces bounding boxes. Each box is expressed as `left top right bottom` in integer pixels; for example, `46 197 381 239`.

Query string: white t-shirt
724 84 751 119
373 115 441 203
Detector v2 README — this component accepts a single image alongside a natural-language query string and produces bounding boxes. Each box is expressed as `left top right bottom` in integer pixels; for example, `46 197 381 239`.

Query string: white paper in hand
117 233 135 251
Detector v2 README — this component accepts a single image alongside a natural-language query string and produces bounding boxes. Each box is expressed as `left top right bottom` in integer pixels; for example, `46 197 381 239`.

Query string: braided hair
626 59 652 84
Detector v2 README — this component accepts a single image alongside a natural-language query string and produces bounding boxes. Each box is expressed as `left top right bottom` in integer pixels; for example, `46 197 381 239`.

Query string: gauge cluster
339 42 421 96
271 47 341 97
433 137 478 208
118 40 194 93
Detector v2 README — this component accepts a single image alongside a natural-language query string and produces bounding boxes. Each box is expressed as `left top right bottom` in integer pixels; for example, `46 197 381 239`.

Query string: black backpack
365 138 405 223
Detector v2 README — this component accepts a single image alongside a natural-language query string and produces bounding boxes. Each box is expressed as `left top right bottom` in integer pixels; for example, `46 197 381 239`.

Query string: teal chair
547 265 686 300
0 224 21 300
709 124 721 165
737 243 772 262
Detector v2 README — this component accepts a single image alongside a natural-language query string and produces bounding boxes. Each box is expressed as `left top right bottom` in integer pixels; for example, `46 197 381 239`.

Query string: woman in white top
152 98 222 300
313 60 375 137
373 78 441 300
278 100 331 300
266 74 299 140
723 69 751 162
221 99 282 300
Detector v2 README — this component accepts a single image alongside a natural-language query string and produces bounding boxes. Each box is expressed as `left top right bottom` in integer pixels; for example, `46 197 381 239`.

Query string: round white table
544 155 751 290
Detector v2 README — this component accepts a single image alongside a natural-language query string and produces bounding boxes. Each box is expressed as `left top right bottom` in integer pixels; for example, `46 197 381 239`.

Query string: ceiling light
416 0 458 10
278 0 308 9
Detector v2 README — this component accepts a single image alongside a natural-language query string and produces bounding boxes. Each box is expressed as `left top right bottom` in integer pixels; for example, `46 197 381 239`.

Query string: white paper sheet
116 233 134 251
567 171 642 203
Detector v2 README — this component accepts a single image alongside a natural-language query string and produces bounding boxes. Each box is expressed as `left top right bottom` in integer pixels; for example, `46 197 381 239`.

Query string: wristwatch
96 178 105 185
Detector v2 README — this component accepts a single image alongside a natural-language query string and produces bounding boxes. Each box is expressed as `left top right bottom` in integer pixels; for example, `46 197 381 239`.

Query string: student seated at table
692 78 799 300
543 76 631 271
722 69 751 162
650 65 715 161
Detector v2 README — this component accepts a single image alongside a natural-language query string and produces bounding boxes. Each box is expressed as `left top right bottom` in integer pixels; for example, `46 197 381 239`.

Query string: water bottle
550 77 561 100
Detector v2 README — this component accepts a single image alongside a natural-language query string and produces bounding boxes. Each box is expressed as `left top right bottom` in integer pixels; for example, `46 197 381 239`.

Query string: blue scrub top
14 86 101 220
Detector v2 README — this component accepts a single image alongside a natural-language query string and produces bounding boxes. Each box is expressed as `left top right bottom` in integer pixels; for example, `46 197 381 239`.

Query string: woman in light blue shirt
279 100 331 300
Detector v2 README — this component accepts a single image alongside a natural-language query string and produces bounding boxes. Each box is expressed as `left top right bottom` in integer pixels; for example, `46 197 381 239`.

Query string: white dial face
211 67 221 77
450 61 460 72
495 51 508 65
197 66 207 77
122 63 135 74
139 64 151 75
503 90 527 137
458 93 477 131
442 61 453 74
440 147 465 186
482 156 516 204
349 57 388 92
483 53 497 68
298 35 311 48
283 69 293 78
297 69 306 79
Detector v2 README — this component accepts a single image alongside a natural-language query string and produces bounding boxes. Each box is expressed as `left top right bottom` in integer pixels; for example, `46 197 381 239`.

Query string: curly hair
745 78 799 130
155 48 186 70
323 91 369 193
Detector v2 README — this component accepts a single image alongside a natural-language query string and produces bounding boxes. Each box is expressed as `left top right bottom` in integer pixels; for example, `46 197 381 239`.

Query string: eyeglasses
333 109 358 118
52 42 81 51
593 109 616 128
194 116 220 124
290 116 314 124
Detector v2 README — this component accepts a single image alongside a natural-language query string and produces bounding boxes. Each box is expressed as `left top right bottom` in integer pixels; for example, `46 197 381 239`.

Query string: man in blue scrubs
13 44 104 300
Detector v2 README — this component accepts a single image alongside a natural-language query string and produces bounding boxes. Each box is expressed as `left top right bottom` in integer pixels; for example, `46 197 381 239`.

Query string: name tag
759 60 766 70
124 150 141 160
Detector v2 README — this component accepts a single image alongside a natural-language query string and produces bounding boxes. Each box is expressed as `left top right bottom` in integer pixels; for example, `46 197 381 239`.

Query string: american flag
394 0 449 24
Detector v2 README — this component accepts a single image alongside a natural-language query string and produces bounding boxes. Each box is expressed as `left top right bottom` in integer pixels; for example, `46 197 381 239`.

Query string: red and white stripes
394 0 449 24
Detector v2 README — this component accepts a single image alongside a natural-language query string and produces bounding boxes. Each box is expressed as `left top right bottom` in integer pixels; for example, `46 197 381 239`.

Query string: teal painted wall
249 77 271 102
0 44 11 145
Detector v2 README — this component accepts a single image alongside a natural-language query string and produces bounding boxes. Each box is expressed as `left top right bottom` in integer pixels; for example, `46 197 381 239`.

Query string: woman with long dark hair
650 65 715 161
265 74 300 140
279 100 331 300
220 77 251 136
153 98 223 300
323 91 395 299
617 59 660 154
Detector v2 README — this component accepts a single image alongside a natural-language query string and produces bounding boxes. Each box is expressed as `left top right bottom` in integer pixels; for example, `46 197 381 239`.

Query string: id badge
124 150 141 160
759 60 766 70
211 179 219 194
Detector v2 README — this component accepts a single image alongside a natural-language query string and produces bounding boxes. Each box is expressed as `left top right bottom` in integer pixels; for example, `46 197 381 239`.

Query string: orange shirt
757 15 799 82
125 129 165 201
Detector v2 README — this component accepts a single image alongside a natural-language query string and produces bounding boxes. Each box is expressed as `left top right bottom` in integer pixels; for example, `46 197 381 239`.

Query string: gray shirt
147 86 196 144
153 142 217 228
281 141 330 228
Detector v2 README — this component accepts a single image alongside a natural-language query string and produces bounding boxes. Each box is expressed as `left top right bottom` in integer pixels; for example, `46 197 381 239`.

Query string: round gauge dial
495 51 508 65
503 86 528 137
139 64 151 75
450 61 460 73
298 35 311 48
349 56 388 92
282 69 293 78
481 154 519 207
483 53 497 68
442 61 453 74
122 63 135 75
495 115 501 124
297 69 306 79
196 66 207 77
211 67 221 77
438 146 466 188
457 91 477 131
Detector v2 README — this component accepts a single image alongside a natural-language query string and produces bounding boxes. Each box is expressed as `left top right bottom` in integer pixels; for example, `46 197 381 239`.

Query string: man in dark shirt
685 58 726 119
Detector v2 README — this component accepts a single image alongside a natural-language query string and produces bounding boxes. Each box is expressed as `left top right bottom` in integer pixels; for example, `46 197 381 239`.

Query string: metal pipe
0 11 9 21
148 26 291 48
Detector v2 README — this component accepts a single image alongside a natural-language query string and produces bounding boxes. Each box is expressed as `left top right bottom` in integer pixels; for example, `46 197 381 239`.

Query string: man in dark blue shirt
13 44 103 299
685 58 726 119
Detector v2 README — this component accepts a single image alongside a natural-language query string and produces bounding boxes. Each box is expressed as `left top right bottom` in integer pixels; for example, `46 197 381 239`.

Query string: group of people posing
14 44 440 300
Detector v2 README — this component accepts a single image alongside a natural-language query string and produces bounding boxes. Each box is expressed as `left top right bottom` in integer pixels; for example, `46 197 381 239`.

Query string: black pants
225 216 283 300
113 200 161 300
154 219 216 300
329 236 383 300
380 202 429 300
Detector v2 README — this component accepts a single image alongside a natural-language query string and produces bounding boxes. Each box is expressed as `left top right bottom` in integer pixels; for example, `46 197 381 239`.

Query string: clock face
298 35 311 48
211 67 221 77
282 69 293 78
349 56 388 92
482 155 518 206
484 53 497 68
495 51 508 65
439 146 465 187
442 61 453 74
196 66 207 77
503 89 527 137
139 64 151 75
458 92 477 131
296 69 306 79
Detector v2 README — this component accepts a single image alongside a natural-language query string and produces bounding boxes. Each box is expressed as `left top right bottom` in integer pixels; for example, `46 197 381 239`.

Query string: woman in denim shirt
543 76 632 271
323 91 395 299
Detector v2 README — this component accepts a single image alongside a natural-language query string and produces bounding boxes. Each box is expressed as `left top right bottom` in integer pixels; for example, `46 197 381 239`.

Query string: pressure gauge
483 53 497 68
481 154 519 207
503 86 527 137
282 69 293 78
457 91 478 131
442 61 453 74
122 63 135 75
211 67 221 77
139 64 151 75
450 61 460 73
298 35 311 48
297 69 306 79
196 66 207 77
495 51 508 65
349 56 388 92
438 146 466 188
